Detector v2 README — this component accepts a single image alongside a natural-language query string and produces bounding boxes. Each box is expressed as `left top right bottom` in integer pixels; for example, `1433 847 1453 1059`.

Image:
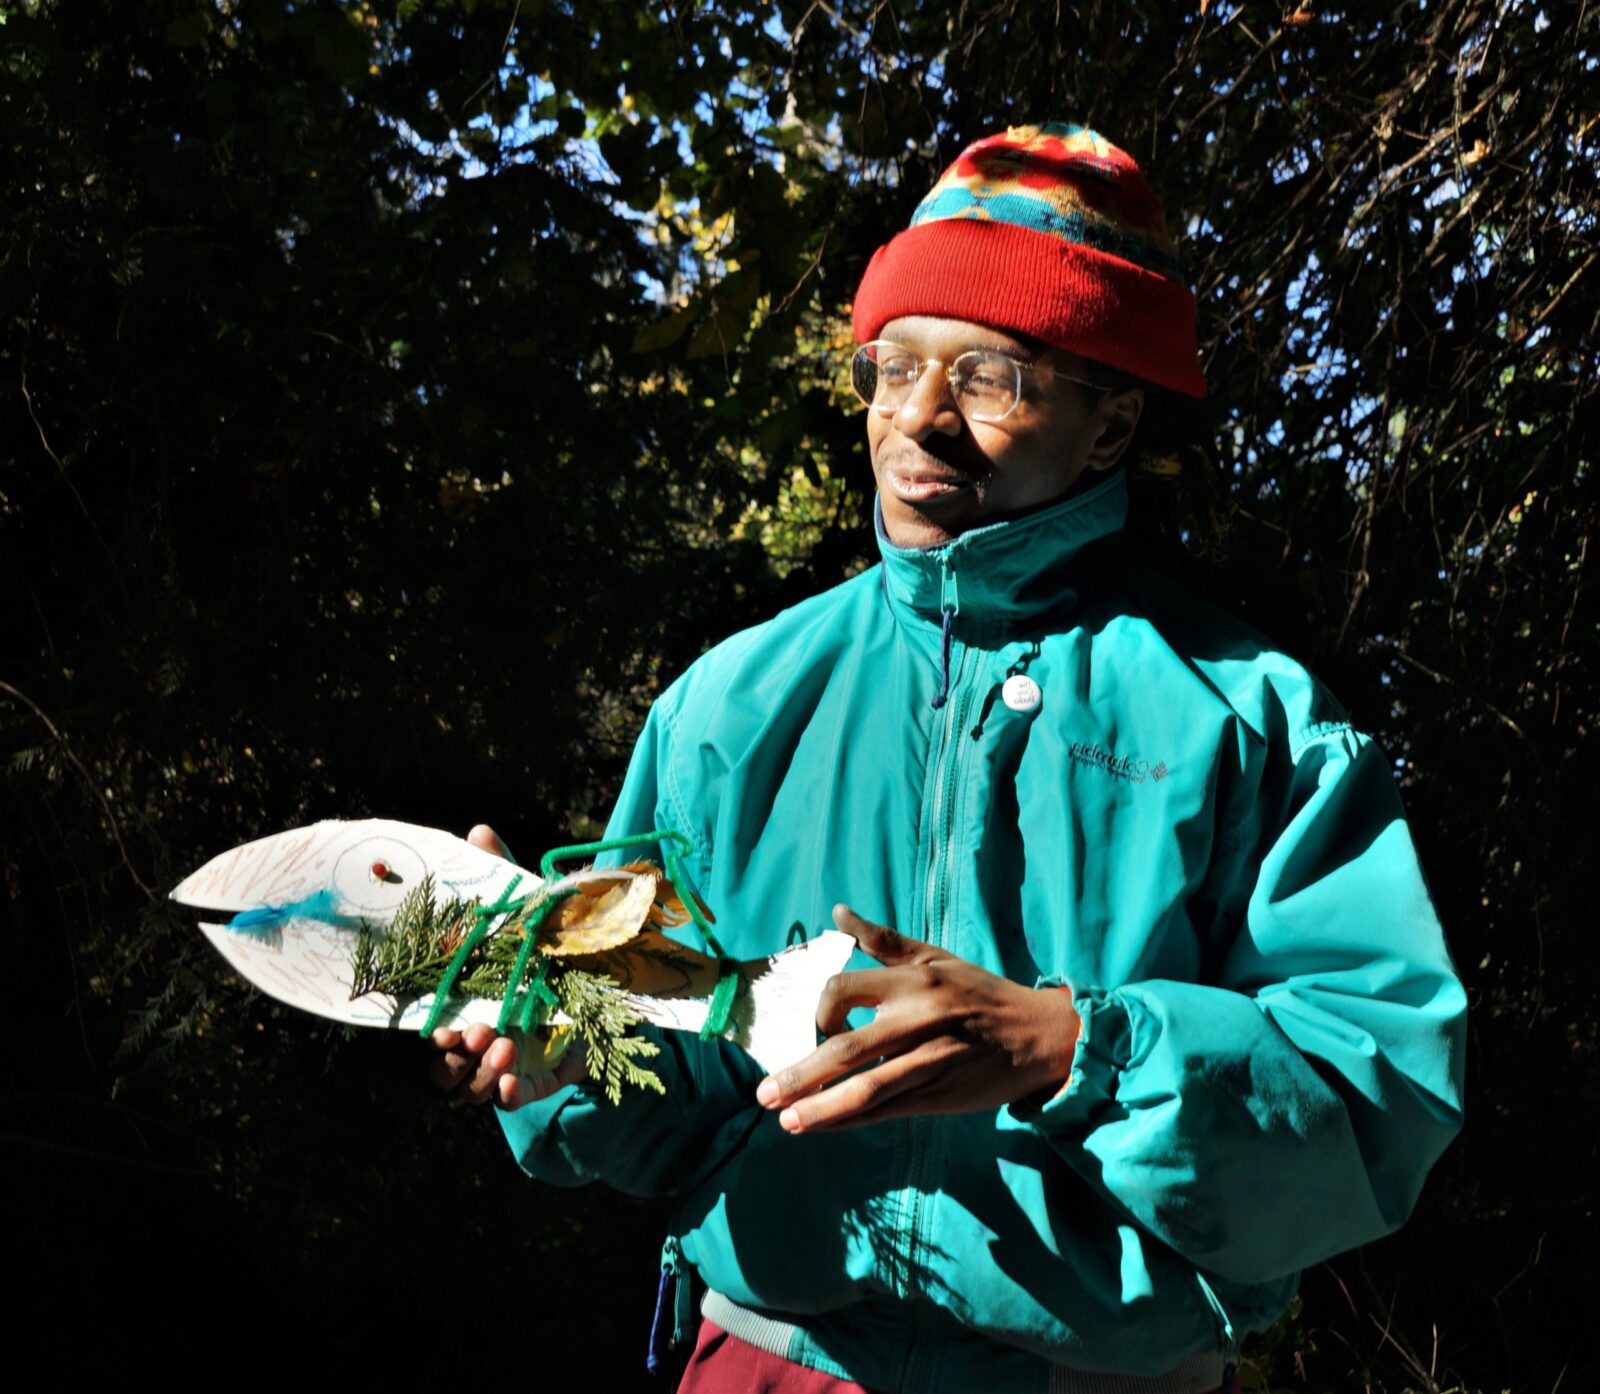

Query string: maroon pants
676 1319 1229 1394
676 1320 877 1394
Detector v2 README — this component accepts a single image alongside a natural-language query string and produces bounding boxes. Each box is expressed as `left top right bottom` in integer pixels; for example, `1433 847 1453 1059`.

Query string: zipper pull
939 554 961 619
673 1239 695 1348
646 1234 691 1374
931 557 960 710
1194 1271 1241 1392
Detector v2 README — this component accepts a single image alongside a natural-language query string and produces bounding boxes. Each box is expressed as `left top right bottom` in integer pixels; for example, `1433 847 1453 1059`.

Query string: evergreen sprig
348 875 500 1000
347 878 664 1101
558 969 664 1105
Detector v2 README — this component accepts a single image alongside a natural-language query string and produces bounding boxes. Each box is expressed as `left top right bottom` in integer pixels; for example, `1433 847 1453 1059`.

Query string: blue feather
225 888 343 935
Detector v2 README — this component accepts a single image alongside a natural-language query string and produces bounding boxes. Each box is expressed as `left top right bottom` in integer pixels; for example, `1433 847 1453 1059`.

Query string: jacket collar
876 469 1128 630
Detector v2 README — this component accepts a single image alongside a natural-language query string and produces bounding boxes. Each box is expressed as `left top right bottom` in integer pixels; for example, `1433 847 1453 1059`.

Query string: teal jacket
500 471 1466 1393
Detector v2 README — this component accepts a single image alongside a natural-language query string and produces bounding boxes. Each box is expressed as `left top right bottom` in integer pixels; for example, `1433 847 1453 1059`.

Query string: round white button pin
1001 674 1042 712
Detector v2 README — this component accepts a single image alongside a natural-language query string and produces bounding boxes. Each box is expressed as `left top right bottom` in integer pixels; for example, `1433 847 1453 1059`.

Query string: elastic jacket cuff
1006 981 1134 1131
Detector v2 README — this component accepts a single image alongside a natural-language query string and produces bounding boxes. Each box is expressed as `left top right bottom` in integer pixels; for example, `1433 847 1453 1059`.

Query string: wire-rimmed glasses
848 340 1108 424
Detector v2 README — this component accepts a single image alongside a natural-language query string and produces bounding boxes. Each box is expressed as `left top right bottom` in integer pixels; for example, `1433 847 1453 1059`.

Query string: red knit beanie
851 124 1207 400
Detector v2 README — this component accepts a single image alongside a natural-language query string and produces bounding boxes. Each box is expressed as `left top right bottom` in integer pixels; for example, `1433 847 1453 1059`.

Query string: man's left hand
755 905 1080 1133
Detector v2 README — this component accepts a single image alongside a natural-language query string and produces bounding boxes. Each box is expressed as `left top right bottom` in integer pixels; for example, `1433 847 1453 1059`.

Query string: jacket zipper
920 557 965 945
902 559 975 1392
922 678 973 946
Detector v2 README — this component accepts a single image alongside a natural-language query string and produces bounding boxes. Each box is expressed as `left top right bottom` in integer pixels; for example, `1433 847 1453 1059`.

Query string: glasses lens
950 350 1020 422
852 342 919 412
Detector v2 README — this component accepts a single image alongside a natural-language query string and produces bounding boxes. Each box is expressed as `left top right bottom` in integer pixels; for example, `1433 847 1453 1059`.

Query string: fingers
832 904 933 966
426 1025 517 1104
431 1018 591 1110
814 966 910 1036
429 1043 505 1096
498 1047 588 1110
499 1070 557 1109
776 1037 968 1134
467 824 515 863
433 1024 504 1053
462 1022 498 1052
428 1048 473 1091
759 1001 937 1106
456 1034 516 1104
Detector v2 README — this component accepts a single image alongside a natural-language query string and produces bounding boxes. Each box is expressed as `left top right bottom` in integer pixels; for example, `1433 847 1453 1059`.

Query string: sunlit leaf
538 871 657 955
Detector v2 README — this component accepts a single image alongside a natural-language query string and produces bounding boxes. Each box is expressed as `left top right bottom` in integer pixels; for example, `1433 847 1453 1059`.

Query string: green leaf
633 301 699 354
165 11 214 47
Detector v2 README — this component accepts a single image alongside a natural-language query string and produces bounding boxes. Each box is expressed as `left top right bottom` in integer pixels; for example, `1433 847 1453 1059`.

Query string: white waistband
700 1289 1228 1394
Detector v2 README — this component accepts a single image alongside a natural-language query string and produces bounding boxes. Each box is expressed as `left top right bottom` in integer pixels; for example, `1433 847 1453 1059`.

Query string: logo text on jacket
1068 741 1169 784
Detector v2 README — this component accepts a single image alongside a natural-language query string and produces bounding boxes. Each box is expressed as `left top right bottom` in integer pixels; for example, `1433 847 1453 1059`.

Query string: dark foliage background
4 1 1594 1388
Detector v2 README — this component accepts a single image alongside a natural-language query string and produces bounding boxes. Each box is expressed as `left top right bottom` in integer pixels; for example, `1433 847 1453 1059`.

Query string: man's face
866 315 1143 549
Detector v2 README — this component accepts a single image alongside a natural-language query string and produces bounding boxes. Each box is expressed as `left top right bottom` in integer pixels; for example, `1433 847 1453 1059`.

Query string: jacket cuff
495 1024 683 1183
495 1080 580 1177
1006 983 1134 1132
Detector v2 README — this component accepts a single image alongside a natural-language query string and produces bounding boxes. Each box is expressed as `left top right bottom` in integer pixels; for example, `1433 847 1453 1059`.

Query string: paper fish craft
171 819 854 1089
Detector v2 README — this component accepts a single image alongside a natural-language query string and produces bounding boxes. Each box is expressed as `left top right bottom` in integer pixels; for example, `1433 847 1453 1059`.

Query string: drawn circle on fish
331 835 430 916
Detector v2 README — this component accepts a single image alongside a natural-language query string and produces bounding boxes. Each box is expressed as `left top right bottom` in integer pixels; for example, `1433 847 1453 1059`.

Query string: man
432 124 1466 1394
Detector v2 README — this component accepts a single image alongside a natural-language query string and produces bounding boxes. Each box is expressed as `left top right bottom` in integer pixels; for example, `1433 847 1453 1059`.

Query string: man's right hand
425 823 589 1109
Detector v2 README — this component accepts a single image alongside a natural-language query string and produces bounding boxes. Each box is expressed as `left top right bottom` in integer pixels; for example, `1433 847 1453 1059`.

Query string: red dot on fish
370 860 391 882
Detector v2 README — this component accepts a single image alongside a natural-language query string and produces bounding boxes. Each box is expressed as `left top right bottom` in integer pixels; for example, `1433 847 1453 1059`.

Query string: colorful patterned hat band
851 124 1207 400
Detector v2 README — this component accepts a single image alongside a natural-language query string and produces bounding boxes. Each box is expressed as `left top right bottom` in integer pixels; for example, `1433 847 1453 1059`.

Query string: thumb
832 904 933 965
467 823 516 863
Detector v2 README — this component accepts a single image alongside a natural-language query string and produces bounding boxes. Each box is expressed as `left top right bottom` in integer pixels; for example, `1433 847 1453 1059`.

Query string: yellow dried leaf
539 871 657 955
616 859 716 927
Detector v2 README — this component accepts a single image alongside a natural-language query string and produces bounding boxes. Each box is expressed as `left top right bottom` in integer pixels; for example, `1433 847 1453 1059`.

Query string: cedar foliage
3 1 1595 1388
347 878 667 1102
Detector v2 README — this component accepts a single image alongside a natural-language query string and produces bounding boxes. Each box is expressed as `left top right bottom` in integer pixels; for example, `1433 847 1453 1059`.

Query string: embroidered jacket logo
1068 741 1170 784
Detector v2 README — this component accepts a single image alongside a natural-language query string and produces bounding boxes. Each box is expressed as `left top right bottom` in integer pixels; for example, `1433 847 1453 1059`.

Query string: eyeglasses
848 340 1109 424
